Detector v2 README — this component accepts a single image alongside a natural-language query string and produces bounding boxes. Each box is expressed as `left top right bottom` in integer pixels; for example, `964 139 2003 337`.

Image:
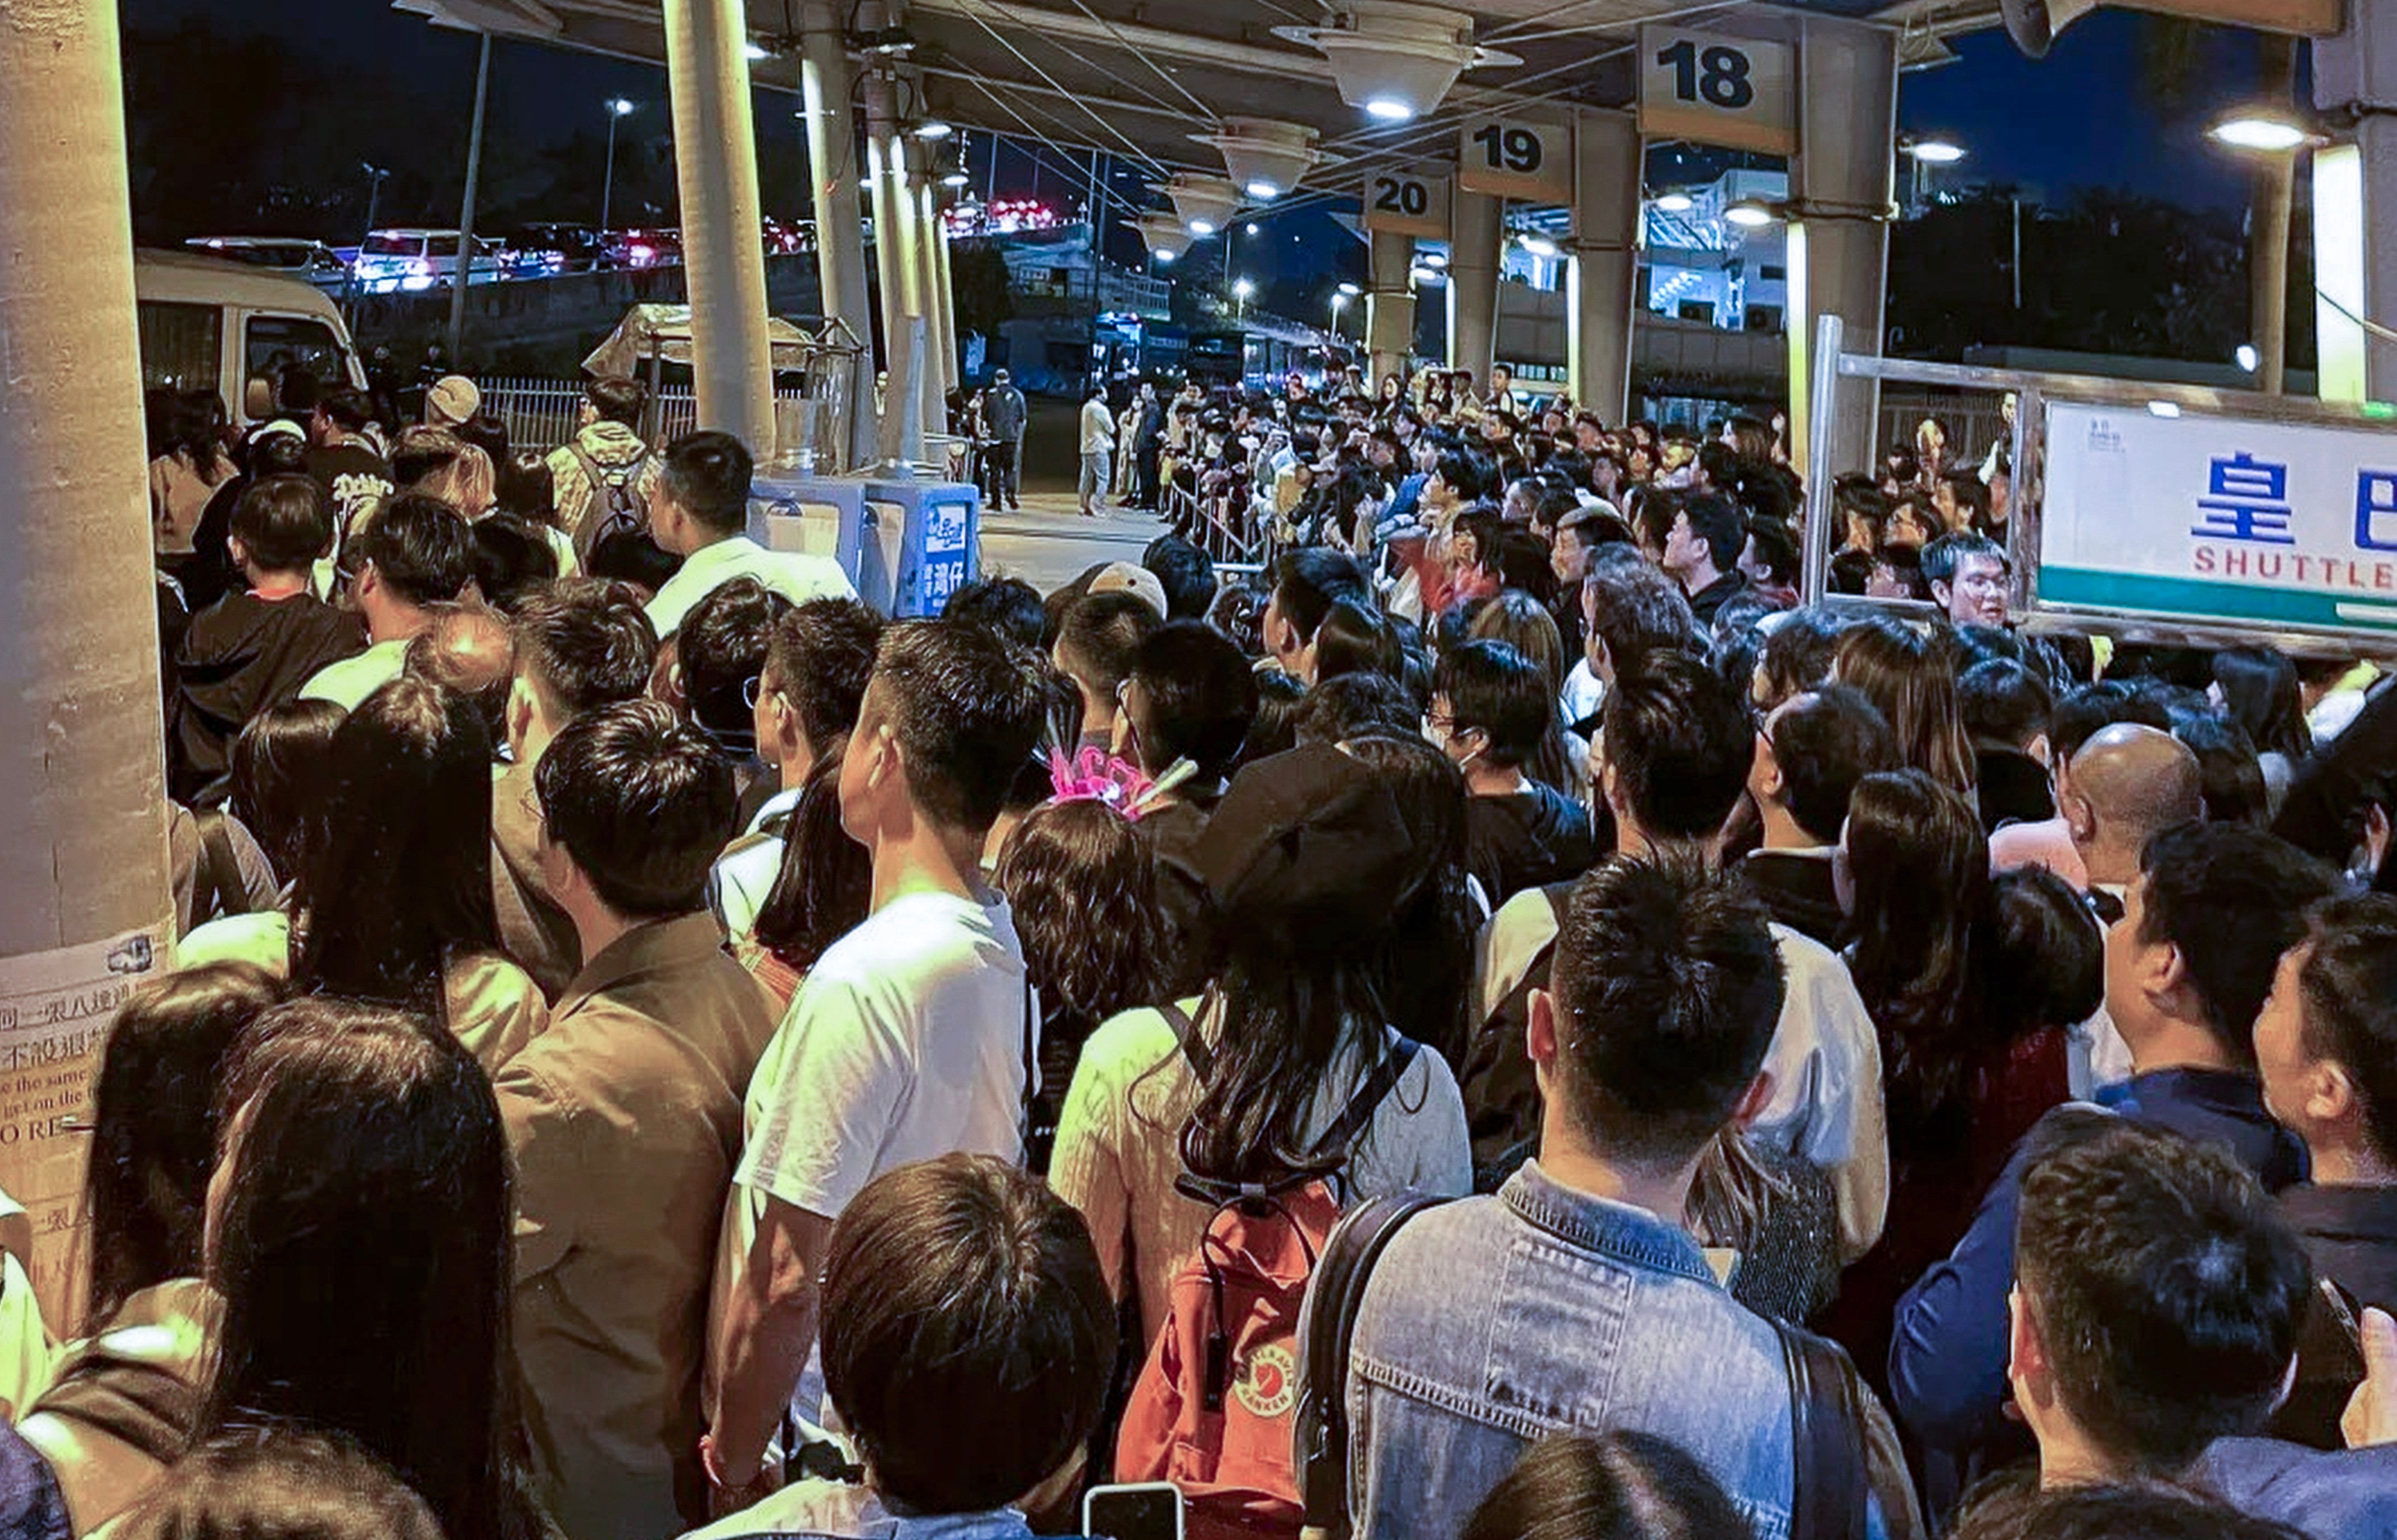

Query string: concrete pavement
979 493 1167 595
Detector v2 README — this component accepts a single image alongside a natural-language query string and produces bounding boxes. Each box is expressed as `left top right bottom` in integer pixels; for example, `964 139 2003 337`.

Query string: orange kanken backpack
1112 1001 1418 1540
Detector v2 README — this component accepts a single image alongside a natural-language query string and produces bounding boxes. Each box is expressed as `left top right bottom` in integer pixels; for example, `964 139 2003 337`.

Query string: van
352 228 505 293
182 236 351 291
135 248 369 427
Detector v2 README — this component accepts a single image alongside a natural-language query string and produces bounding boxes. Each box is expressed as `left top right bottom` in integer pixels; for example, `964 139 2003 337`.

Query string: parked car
506 222 608 276
135 248 369 427
182 237 351 291
352 228 506 293
609 227 684 269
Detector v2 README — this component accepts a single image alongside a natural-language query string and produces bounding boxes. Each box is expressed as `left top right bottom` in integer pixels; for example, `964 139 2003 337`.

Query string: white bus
135 248 368 427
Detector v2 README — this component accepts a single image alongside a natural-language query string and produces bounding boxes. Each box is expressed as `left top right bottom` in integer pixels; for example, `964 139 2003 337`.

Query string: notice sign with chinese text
2041 400 2397 639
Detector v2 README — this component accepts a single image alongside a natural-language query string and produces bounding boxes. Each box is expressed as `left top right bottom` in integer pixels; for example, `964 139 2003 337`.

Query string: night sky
124 0 2274 231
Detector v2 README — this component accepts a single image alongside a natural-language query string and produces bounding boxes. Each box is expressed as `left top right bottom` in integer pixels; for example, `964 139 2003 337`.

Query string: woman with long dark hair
2212 645 2312 817
1834 619 1976 797
739 754 872 1014
1460 1431 1751 1540
995 798 1167 1174
1823 771 2101 1385
150 392 235 563
18 965 285 1534
200 997 543 1540
1336 732 1477 1065
1050 744 1470 1338
290 677 547 1070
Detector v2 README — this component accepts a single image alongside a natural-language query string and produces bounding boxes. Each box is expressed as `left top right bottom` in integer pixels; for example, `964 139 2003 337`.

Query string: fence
479 376 829 460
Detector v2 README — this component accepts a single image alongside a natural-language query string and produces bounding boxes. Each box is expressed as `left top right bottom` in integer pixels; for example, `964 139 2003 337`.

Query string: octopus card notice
0 920 170 1323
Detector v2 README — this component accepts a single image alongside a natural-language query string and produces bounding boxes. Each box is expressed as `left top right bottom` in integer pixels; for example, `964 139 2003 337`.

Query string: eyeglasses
741 675 782 711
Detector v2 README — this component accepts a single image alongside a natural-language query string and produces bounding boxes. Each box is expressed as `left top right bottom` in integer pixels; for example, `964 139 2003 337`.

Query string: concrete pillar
1366 229 1417 389
931 205 960 392
800 0 878 469
1787 15 1895 481
861 43 924 468
2316 3 2397 399
911 145 950 431
1568 108 1642 426
664 0 777 458
0 0 177 1318
1447 187 1502 385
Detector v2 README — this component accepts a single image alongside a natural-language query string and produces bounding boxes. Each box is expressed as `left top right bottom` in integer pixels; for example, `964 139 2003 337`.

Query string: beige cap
1088 560 1167 619
426 374 481 426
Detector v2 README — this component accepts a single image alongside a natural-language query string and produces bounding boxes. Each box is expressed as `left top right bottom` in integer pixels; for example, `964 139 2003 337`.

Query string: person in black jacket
170 477 363 803
2255 891 2397 1448
1428 639 1595 908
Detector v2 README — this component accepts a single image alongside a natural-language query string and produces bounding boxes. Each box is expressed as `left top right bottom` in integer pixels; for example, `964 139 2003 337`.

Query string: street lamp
345 162 390 307
1233 276 1255 317
1899 136 1967 210
2210 109 2319 152
1724 199 1777 228
1329 289 1350 342
601 98 636 234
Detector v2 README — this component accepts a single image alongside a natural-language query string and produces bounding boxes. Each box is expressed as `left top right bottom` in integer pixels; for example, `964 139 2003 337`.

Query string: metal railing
479 376 822 458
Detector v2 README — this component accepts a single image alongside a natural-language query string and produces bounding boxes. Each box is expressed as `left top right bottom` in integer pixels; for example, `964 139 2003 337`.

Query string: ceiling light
1724 200 1776 228
2146 401 2183 419
1422 251 1446 267
1904 137 1966 164
942 171 971 188
1132 212 1191 260
1338 281 1362 295
1165 174 1240 239
2210 111 2315 152
914 121 954 140
744 40 771 59
1651 191 1693 213
1409 266 1442 283
1245 222 1261 235
1273 2 1521 125
1198 118 1321 203
1516 232 1558 257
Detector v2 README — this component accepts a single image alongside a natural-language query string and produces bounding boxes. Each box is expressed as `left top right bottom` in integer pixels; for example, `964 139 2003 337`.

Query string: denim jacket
1329 1161 1919 1540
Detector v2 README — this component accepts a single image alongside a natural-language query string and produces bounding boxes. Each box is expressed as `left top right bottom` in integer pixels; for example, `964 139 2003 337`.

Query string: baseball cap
1087 561 1167 620
426 375 481 427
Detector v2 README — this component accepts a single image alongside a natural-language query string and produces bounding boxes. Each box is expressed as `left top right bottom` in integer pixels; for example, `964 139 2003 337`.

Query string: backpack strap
1306 1035 1421 1167
1774 1318 1872 1540
1161 994 1209 1079
1295 1192 1452 1540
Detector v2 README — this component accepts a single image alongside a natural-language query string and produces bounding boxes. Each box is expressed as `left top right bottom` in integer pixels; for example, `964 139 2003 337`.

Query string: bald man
2044 722 2204 1091
2059 723 2204 900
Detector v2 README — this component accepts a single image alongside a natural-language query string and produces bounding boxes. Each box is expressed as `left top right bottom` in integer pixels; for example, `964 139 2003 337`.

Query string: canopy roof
399 0 1985 214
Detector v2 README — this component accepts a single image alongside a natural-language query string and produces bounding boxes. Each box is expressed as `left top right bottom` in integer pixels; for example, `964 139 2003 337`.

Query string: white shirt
1475 894 1888 1261
710 786 802 943
297 636 410 712
1080 399 1116 455
736 890 1034 1224
647 535 857 637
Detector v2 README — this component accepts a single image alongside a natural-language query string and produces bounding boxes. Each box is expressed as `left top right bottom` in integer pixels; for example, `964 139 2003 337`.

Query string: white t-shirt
736 889 1034 1223
647 536 856 637
1081 399 1116 455
297 636 410 712
710 786 802 942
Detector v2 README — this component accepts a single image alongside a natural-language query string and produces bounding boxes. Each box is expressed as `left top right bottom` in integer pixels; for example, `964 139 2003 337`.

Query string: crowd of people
57 356 2397 1540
